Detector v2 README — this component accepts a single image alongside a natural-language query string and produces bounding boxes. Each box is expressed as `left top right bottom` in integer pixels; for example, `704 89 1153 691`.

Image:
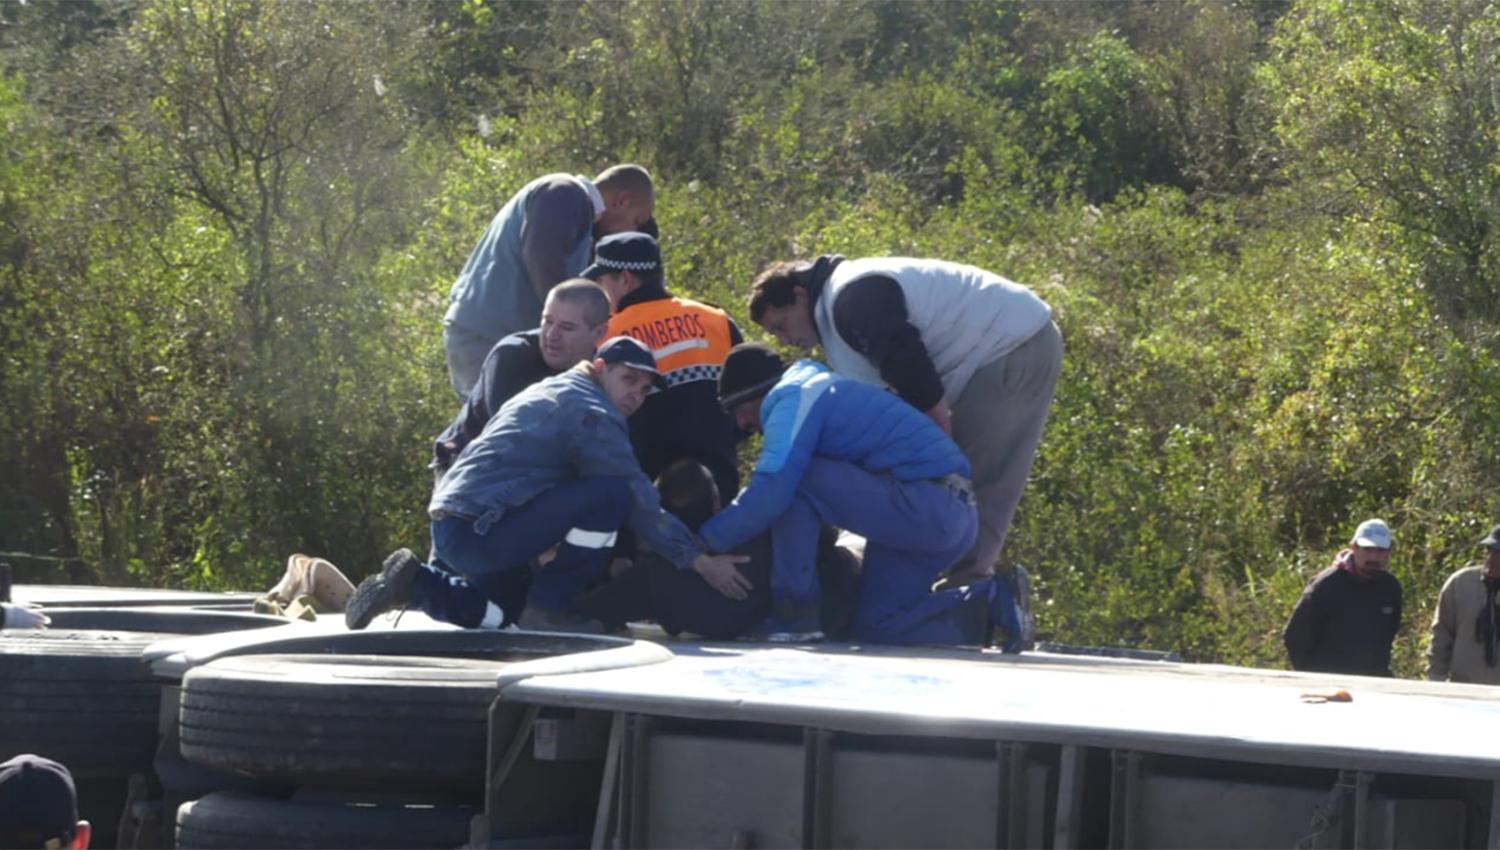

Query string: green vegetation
4 0 1499 675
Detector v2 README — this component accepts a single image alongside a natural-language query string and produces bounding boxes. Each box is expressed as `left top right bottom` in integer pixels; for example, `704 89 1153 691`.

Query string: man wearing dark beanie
0 754 90 849
699 343 1030 648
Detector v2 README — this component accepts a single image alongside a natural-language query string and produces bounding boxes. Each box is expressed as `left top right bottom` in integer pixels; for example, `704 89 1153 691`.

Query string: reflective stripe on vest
606 297 734 388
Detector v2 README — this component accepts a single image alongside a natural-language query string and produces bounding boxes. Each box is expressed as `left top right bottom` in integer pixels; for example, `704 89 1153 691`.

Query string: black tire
1 609 284 772
2 608 287 849
179 654 509 791
2 630 165 771
41 607 286 633
151 627 635 682
175 791 473 849
185 626 633 665
14 584 263 609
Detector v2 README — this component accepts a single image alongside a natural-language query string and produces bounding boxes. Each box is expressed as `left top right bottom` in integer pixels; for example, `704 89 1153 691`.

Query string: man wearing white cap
1283 518 1403 676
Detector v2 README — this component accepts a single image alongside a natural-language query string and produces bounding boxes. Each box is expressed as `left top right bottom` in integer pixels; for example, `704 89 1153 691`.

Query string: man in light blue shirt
442 165 655 397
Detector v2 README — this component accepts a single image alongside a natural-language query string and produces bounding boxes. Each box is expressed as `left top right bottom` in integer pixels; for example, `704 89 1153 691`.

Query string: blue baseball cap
581 232 662 281
596 336 667 389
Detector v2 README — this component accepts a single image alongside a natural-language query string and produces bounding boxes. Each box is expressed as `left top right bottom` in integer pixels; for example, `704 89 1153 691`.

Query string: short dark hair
748 260 807 323
595 164 654 199
547 279 611 327
631 267 665 292
655 459 720 531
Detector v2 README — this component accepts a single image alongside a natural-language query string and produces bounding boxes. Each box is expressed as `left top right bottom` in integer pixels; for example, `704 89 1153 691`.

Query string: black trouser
574 531 861 640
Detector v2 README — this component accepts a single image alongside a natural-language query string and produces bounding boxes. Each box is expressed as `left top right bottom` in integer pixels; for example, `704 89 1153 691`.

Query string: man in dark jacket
1283 518 1403 676
347 337 748 633
433 279 611 474
584 231 744 502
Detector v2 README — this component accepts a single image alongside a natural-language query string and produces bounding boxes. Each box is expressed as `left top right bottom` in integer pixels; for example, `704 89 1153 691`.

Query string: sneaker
516 605 606 635
750 610 825 643
754 598 824 643
990 564 1034 653
764 627 825 643
345 548 421 630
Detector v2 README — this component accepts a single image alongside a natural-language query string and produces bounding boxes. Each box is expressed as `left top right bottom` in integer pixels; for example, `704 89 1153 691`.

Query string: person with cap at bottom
1427 523 1500 685
581 231 744 503
0 754 90 849
695 343 1030 647
745 256 1061 604
442 165 655 398
1283 518 1403 676
346 336 749 633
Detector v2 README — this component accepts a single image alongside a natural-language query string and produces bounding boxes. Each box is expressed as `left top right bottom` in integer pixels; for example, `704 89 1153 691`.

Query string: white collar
576 175 606 220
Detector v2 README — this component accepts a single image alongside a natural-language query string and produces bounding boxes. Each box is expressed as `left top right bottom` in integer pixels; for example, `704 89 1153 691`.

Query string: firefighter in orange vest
581 232 744 502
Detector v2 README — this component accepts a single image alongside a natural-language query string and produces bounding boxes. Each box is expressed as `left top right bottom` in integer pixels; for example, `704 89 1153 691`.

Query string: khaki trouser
938 320 1063 588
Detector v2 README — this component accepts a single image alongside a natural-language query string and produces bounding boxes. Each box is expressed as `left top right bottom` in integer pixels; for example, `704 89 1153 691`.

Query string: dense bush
3 0 1499 676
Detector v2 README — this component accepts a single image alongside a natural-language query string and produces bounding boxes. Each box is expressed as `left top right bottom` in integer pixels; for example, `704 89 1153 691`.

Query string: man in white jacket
748 256 1062 605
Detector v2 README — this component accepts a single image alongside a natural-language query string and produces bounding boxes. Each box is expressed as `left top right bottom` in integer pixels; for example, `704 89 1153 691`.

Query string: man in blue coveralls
347 336 749 633
697 343 1030 648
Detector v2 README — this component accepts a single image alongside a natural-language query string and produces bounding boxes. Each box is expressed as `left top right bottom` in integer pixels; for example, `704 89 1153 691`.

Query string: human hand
692 553 753 600
926 402 953 436
2 602 49 630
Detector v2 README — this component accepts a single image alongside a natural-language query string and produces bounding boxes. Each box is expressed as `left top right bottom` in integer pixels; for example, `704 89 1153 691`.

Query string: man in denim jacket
347 337 748 633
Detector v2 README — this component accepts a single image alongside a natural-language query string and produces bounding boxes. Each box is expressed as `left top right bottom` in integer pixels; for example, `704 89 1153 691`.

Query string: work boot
990 564 1034 653
345 548 421 630
516 605 606 635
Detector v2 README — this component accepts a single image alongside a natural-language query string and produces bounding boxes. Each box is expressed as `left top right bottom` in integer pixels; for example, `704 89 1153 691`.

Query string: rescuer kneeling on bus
698 344 1030 649
345 336 748 634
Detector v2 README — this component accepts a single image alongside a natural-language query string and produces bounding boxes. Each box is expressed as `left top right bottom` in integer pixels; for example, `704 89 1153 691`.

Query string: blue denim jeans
410 477 632 627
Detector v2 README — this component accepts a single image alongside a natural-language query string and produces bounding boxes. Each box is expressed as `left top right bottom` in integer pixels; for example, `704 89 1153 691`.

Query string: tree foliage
3 0 1499 676
1268 0 1500 321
